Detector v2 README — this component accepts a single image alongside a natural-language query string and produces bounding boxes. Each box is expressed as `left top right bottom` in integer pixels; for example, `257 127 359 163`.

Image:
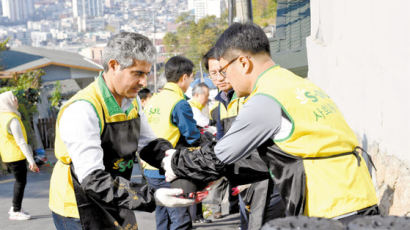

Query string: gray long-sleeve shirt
214 94 292 164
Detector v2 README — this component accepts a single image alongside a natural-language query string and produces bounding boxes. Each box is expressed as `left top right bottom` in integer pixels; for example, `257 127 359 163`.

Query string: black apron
71 111 141 230
259 140 370 217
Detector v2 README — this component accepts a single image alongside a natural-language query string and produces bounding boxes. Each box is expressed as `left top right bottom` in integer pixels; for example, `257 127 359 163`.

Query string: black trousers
6 160 27 212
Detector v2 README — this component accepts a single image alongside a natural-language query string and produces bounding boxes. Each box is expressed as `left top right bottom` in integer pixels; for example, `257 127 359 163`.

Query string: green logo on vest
296 88 339 121
113 158 134 172
148 107 160 115
296 88 330 104
313 103 338 121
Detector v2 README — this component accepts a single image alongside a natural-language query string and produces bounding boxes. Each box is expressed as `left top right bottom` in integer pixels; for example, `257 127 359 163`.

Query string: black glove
199 131 216 146
139 138 173 172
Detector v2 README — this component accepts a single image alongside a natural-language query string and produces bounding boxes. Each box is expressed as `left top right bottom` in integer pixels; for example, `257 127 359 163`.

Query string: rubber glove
162 149 177 182
154 188 195 207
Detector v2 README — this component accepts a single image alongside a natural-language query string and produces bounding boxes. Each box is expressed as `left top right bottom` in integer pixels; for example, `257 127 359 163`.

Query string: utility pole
236 0 253 23
199 61 204 83
152 11 157 92
245 0 253 22
228 0 235 25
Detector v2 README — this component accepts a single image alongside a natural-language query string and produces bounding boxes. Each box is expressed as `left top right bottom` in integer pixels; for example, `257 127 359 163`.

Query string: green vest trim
255 92 295 142
97 72 137 117
252 64 280 92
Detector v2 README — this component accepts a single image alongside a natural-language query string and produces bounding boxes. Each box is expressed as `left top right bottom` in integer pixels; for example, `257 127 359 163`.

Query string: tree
163 12 228 73
0 38 8 51
0 39 44 151
0 70 44 147
50 81 62 108
252 0 277 27
49 80 62 117
163 32 179 55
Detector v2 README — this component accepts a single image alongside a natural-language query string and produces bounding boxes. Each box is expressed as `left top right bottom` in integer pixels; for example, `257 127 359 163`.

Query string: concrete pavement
0 169 54 230
0 162 239 230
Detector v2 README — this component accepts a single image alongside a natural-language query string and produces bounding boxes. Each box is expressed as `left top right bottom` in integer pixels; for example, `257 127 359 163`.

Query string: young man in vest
204 48 283 230
143 56 199 230
48 32 194 230
161 23 379 224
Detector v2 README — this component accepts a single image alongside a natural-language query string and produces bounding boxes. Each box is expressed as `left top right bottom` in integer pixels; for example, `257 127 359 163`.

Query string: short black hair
165 56 194 83
202 47 219 71
138 88 152 100
215 23 270 59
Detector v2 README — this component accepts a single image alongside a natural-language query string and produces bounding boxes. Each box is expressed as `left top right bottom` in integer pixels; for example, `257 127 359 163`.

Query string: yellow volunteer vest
145 82 185 147
209 101 219 118
209 93 244 135
49 74 140 218
248 65 377 218
0 112 27 163
188 98 204 111
188 99 204 111
220 93 244 121
142 83 185 171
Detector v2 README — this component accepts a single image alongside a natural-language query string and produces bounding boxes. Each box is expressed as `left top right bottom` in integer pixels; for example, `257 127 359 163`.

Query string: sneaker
194 217 212 224
9 209 31 220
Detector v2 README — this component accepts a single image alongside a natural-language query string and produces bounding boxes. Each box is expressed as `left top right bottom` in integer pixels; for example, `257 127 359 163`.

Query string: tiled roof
0 46 102 74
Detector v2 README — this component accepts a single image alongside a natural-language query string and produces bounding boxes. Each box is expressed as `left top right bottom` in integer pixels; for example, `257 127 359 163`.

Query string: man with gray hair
189 82 210 128
49 32 194 230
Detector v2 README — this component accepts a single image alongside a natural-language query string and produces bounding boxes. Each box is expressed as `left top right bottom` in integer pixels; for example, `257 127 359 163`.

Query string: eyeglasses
209 70 222 80
217 56 239 78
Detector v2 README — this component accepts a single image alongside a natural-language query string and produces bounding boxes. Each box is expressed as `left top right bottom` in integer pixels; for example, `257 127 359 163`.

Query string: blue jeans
238 195 249 230
146 177 192 230
52 212 82 230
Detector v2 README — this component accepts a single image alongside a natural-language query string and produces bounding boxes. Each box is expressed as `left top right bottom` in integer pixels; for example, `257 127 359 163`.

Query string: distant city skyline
0 0 234 66
1 0 35 22
188 0 224 22
0 0 193 68
73 0 104 18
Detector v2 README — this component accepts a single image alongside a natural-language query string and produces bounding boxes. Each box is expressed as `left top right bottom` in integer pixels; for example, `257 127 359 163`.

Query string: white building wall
193 0 221 22
307 0 410 216
73 0 103 18
1 0 11 19
306 0 410 168
188 0 194 11
206 0 221 18
1 0 34 22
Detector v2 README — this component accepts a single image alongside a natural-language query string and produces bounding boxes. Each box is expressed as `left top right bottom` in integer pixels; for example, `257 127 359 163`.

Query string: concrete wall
307 0 410 216
42 65 71 82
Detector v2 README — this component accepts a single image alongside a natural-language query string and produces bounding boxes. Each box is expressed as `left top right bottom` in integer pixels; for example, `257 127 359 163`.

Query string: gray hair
102 32 156 71
192 82 209 96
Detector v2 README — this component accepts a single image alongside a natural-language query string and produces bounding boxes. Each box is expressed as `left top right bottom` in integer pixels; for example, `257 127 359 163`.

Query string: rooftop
0 46 102 78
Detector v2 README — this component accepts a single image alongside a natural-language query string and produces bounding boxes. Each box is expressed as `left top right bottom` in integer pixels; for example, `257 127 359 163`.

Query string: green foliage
0 38 8 52
163 13 228 73
252 0 277 27
50 81 62 108
0 69 43 91
163 32 179 55
0 70 44 147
